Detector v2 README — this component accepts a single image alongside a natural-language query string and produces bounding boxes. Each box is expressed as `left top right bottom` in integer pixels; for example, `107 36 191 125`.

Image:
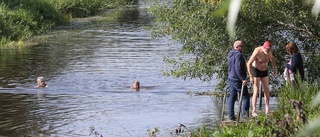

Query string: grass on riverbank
189 81 320 137
0 0 134 48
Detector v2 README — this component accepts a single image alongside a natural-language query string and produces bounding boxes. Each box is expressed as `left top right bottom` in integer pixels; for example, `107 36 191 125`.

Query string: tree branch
276 20 320 42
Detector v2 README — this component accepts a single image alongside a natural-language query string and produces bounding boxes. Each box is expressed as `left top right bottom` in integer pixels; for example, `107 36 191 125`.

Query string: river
0 4 221 137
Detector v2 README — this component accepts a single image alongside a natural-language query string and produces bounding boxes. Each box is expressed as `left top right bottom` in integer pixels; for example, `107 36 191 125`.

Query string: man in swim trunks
247 41 278 117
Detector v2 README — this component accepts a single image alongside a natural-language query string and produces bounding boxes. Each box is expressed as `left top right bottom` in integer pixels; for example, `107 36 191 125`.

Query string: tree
150 0 320 90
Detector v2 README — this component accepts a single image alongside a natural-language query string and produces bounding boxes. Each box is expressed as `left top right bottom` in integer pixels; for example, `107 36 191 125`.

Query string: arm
286 54 298 73
247 48 258 83
269 51 278 76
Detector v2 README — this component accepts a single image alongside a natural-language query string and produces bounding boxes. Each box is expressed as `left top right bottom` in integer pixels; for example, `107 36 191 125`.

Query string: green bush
194 82 320 137
45 0 135 18
0 0 135 47
0 0 67 44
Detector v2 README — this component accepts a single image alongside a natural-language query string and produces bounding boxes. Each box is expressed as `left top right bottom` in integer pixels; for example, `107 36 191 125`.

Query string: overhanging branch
276 20 320 42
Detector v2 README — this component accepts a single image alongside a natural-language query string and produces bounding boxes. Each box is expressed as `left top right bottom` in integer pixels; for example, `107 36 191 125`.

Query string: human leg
252 77 260 116
261 76 270 114
228 79 238 120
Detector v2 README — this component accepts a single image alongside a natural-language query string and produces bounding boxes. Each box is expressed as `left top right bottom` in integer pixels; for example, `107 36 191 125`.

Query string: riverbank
0 0 134 48
0 6 218 136
189 82 320 137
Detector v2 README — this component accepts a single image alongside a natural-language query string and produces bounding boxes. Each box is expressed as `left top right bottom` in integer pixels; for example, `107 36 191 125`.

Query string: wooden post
237 85 244 124
259 82 263 110
221 86 229 121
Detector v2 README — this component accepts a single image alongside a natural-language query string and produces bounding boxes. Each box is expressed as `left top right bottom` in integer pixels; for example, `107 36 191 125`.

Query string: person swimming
132 81 140 91
36 76 47 88
129 81 155 92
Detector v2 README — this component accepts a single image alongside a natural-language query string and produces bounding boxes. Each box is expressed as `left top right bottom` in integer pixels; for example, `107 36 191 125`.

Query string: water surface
0 6 220 137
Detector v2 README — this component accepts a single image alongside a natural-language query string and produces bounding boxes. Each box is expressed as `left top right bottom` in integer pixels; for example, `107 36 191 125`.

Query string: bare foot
252 112 258 117
266 111 273 116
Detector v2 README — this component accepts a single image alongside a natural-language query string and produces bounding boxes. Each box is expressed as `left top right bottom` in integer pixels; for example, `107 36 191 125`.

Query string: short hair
285 42 299 55
133 81 140 85
37 76 44 82
233 40 243 49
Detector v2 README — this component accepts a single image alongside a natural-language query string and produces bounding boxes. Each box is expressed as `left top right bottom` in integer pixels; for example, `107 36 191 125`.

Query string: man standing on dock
247 41 277 117
227 40 250 121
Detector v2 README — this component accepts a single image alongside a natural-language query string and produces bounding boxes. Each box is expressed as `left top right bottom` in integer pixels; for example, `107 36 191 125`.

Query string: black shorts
251 66 268 77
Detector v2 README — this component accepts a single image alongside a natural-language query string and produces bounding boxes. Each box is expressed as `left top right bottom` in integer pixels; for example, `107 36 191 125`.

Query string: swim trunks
251 66 268 77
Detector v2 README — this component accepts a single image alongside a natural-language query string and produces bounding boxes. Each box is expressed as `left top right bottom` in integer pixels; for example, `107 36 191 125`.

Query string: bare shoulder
250 47 260 56
255 46 263 51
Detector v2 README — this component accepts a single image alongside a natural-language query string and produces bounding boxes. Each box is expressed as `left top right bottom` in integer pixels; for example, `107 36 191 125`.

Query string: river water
0 5 221 137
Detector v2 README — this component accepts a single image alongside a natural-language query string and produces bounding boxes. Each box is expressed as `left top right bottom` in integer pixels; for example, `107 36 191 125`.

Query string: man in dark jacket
227 40 250 121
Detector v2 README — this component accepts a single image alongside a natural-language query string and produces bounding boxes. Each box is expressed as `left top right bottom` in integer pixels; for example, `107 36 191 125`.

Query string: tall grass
45 0 135 18
0 0 67 46
190 81 320 137
0 0 134 48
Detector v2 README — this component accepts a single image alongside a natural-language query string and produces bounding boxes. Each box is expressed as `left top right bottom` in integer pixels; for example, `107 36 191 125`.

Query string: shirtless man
247 41 278 117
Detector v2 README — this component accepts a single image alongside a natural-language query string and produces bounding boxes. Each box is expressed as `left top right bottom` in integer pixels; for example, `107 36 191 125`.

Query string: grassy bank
189 81 320 137
0 0 134 47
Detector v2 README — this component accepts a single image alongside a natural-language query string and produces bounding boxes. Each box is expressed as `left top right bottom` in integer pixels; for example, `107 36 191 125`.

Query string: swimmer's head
37 76 45 83
132 81 140 89
37 76 47 88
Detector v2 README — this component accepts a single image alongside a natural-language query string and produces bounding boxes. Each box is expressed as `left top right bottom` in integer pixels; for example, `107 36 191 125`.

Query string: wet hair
37 76 45 82
285 42 299 55
132 81 140 88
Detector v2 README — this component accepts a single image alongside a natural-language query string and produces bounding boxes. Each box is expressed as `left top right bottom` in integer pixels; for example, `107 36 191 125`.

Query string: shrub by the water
0 0 134 47
189 81 320 137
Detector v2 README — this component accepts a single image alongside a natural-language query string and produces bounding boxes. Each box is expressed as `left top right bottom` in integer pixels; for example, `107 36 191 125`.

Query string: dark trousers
228 78 250 120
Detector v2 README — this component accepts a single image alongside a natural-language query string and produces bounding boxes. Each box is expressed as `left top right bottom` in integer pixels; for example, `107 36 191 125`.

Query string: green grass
0 0 134 48
190 81 320 137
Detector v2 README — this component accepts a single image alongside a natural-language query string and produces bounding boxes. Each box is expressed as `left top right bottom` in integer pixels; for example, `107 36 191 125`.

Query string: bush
194 82 320 137
0 0 135 46
0 0 67 43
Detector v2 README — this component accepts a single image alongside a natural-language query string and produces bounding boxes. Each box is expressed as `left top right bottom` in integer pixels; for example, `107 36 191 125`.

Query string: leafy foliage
188 83 320 137
0 0 67 42
150 0 320 90
45 0 135 18
0 0 135 46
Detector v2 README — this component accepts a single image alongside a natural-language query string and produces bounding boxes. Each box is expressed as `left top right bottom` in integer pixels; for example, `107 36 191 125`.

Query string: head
37 77 44 84
233 40 244 51
262 41 272 53
132 81 140 89
37 76 46 87
285 42 299 55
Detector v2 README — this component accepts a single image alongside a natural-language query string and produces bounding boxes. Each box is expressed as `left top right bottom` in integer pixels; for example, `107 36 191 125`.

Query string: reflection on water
0 5 219 137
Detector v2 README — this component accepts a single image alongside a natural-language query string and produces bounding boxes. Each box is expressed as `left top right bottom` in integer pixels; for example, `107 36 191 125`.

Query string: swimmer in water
132 81 140 91
36 76 47 88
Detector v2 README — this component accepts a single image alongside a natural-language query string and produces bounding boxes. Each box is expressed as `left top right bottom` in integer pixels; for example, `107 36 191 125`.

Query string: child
36 76 47 88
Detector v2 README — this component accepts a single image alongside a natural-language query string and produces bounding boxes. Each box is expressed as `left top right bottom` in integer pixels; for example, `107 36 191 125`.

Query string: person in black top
285 42 305 85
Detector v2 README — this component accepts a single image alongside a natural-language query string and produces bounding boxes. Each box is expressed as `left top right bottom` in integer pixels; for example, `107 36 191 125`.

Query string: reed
0 0 134 47
45 0 134 18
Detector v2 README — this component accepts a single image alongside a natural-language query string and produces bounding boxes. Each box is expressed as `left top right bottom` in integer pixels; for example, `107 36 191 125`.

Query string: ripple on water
0 8 218 137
